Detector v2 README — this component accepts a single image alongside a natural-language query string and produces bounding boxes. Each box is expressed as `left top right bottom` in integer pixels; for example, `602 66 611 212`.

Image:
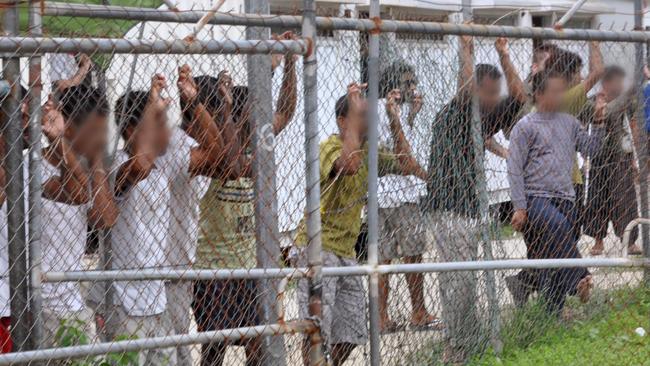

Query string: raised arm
114 75 166 195
385 89 427 180
53 54 92 94
41 97 90 205
496 37 527 103
272 31 298 135
333 83 366 176
581 41 605 93
457 34 474 95
86 153 118 229
177 65 229 179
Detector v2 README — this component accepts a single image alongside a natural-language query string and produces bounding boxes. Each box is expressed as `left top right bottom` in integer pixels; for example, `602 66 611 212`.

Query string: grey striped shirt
507 112 604 210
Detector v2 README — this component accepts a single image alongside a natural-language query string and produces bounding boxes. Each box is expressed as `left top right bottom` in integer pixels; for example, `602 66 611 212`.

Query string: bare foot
576 275 593 303
411 312 444 330
628 244 643 256
379 317 398 333
442 344 465 365
590 239 604 256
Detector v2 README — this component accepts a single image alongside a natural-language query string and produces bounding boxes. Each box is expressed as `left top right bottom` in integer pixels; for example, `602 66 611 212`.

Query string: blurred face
602 75 625 100
399 72 418 103
476 76 502 113
337 99 369 139
535 76 567 112
66 112 108 159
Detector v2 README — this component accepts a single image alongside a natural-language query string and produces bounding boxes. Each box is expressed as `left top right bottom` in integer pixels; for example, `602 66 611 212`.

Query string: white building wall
6 0 639 233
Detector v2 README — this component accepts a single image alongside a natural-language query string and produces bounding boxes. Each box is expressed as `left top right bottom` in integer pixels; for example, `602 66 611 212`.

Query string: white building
26 0 642 235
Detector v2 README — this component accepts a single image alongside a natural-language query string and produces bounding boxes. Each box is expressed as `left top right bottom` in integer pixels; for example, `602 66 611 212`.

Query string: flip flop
410 316 445 331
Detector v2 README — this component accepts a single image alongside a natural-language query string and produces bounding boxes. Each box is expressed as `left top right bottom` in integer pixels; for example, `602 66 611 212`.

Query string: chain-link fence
1 1 650 365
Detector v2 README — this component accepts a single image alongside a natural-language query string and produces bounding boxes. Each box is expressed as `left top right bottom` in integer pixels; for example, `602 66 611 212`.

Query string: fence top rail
42 1 650 43
0 37 307 55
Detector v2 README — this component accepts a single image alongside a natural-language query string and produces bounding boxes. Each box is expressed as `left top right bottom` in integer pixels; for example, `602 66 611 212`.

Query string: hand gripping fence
2 0 650 365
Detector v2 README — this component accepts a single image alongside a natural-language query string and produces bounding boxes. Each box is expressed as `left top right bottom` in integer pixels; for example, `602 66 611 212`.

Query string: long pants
428 212 482 360
517 197 590 314
165 281 193 366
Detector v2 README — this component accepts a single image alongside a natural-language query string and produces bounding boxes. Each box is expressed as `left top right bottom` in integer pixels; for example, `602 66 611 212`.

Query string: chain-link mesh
1 1 650 366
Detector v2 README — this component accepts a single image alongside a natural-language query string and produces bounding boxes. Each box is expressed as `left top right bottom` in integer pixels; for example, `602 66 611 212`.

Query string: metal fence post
302 1 325 365
366 0 382 365
245 1 287 364
460 0 502 353
635 0 650 285
2 2 30 352
27 0 45 352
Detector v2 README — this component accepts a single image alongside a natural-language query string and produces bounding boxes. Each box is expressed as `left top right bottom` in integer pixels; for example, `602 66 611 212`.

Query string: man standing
425 36 525 363
193 34 298 366
41 86 118 347
508 69 600 315
376 60 438 331
580 65 642 256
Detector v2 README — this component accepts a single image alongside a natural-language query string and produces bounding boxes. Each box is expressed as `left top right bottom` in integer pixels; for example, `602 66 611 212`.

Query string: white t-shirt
40 158 89 316
377 99 430 208
110 147 189 316
166 128 210 268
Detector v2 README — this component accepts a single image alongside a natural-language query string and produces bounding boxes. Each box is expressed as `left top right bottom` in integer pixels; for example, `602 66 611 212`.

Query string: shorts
105 305 177 366
379 203 427 261
297 250 368 347
192 279 260 345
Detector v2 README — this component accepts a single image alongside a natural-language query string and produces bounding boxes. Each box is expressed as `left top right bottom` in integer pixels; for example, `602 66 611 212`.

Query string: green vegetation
406 286 650 365
473 286 650 366
14 0 161 39
55 319 139 366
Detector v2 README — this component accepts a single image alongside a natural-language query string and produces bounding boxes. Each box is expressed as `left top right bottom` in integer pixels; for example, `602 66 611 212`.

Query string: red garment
0 317 12 353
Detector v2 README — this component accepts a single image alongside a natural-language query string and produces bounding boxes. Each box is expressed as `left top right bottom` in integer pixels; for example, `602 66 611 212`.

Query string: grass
13 0 162 39
0 0 163 71
405 286 650 365
471 286 650 366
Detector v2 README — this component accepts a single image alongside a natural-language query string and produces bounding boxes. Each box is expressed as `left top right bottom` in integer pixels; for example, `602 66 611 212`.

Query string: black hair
192 75 224 115
114 90 149 138
179 75 223 129
379 60 417 98
59 84 109 126
232 85 249 122
531 69 565 100
602 65 626 82
533 43 559 62
475 64 502 85
335 94 349 119
545 49 583 82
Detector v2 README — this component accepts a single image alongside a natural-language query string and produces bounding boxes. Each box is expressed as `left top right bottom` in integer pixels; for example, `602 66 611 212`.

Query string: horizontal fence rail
2 1 650 365
0 37 307 55
40 2 650 42
0 321 316 365
43 258 650 282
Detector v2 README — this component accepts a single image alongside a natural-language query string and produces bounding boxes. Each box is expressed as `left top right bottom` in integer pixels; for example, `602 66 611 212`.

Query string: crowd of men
0 30 646 365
